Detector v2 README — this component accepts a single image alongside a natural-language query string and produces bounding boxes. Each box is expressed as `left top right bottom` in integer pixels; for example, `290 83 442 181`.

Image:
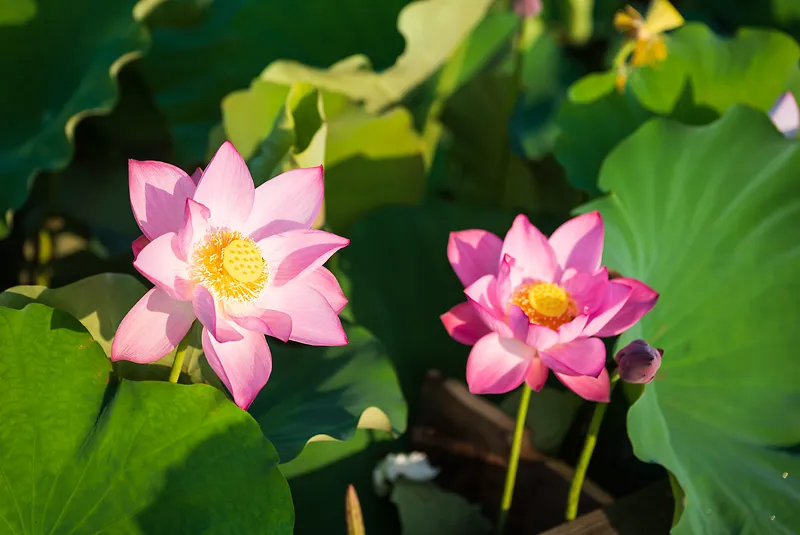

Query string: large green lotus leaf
555 73 661 197
0 0 148 236
245 0 497 114
579 106 800 534
216 81 330 227
555 24 800 194
0 304 293 534
0 273 145 355
685 0 800 43
140 0 411 165
322 96 425 232
250 323 407 463
0 273 404 466
221 78 425 234
220 82 290 165
0 274 212 385
631 25 800 115
220 81 326 183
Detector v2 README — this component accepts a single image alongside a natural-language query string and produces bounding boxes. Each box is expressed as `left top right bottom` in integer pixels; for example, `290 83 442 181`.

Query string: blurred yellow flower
613 0 684 91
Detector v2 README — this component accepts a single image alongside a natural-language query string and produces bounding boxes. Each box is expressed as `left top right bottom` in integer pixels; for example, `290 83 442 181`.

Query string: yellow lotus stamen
191 230 268 302
511 282 577 331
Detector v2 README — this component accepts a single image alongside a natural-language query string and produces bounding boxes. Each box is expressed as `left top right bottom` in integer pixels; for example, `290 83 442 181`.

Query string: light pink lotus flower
112 141 349 409
440 213 657 402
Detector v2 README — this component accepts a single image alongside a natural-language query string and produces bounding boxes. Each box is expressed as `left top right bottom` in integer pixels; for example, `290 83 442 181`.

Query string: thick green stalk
495 385 532 535
565 370 620 520
168 336 191 384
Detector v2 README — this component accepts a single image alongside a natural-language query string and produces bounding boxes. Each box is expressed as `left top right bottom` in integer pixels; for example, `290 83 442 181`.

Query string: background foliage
2 0 800 533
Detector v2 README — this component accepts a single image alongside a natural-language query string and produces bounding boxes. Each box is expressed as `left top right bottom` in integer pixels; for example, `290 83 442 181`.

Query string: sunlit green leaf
583 106 800 534
322 98 425 232
0 274 213 385
221 81 425 234
141 0 409 165
248 0 497 114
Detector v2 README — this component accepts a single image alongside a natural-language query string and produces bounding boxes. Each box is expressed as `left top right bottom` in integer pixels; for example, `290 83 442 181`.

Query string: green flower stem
565 369 620 521
168 336 191 384
495 15 537 205
495 384 532 535
36 228 53 287
613 40 636 69
566 0 594 45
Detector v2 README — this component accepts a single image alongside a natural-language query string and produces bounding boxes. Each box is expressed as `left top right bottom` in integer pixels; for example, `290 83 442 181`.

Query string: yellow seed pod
222 239 264 283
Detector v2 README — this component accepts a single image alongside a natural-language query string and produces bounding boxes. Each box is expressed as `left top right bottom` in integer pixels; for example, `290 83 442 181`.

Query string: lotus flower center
223 239 264 283
510 282 577 331
190 230 268 302
528 283 568 317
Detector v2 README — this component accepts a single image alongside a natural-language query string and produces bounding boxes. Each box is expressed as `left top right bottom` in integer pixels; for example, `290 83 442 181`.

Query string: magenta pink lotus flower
111 141 349 409
440 213 658 402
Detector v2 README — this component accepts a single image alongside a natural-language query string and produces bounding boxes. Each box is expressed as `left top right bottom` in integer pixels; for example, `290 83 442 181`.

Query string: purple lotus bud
514 0 541 18
615 339 663 384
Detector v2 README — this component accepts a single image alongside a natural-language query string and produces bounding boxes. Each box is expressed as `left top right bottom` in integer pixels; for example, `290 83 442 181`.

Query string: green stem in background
168 336 191 384
36 228 53 287
494 385 532 535
613 39 637 69
565 370 620 521
566 0 594 45
495 15 537 206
